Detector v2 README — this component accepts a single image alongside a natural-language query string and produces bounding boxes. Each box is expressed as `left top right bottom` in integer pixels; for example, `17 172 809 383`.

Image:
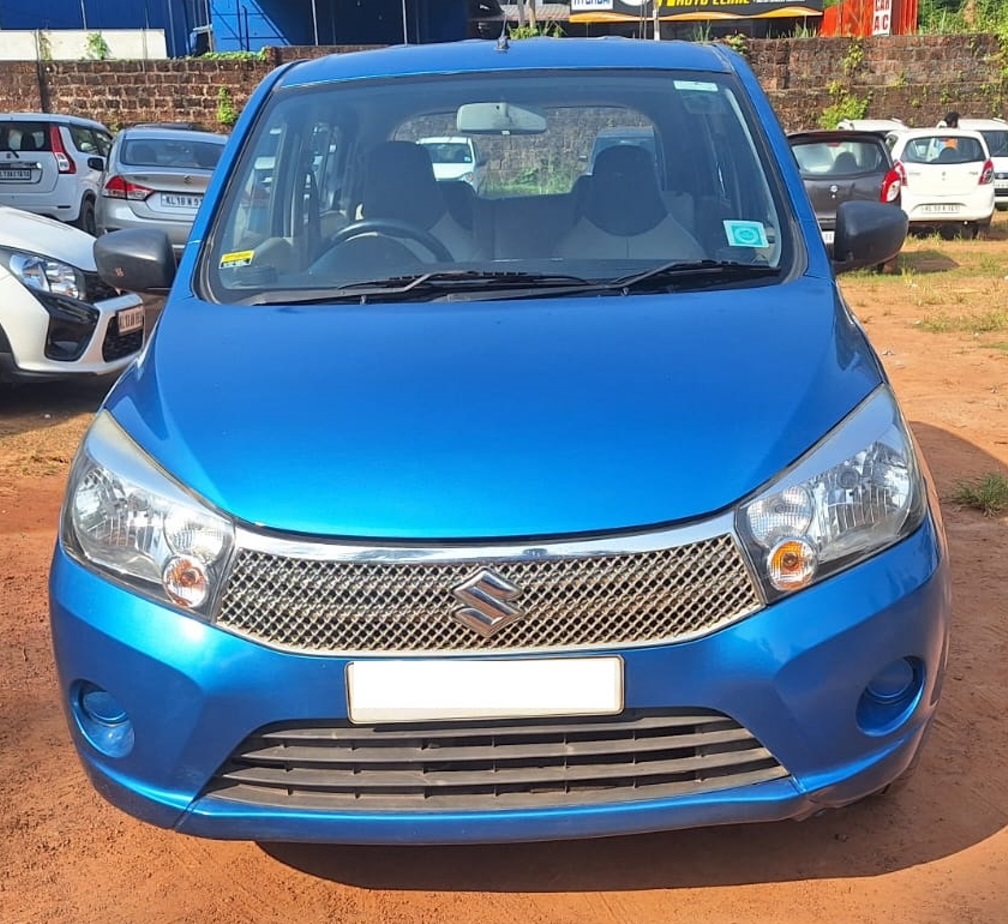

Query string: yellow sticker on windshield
220 250 255 268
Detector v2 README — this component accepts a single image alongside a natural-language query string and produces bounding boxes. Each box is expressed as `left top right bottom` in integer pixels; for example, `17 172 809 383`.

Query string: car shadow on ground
0 376 116 438
260 427 1008 892
895 249 959 274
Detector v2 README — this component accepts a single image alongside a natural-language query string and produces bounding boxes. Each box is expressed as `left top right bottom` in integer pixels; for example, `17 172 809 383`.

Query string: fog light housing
72 681 134 758
856 658 924 736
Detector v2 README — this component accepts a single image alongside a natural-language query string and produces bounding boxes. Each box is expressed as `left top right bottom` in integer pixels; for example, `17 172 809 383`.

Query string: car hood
0 206 97 270
107 276 883 539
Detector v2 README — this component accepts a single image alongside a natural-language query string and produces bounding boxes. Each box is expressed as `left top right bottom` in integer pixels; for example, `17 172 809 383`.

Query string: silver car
96 125 228 256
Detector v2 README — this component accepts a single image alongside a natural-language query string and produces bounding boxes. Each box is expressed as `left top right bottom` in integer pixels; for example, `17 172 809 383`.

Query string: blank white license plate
921 204 960 214
821 229 835 244
116 305 144 334
0 168 33 182
347 657 624 724
162 193 202 209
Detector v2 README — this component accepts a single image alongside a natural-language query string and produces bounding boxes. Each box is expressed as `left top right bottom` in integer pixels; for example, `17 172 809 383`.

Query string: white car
885 128 996 236
0 206 145 384
837 118 908 138
951 118 1008 210
417 136 487 191
0 113 114 235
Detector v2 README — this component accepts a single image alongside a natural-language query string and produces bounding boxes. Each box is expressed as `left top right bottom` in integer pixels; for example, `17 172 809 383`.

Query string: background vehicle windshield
123 137 224 170
979 130 1008 157
205 70 788 301
419 140 473 164
901 135 986 164
792 139 887 176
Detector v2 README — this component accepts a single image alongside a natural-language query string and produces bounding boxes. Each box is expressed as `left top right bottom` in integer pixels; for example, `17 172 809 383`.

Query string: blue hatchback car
50 37 950 845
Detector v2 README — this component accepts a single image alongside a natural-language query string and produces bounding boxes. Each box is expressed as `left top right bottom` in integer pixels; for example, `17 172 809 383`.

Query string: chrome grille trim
206 710 790 811
215 514 763 655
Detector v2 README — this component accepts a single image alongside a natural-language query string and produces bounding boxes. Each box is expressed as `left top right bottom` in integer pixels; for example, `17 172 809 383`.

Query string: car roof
788 129 888 144
954 117 1008 129
0 111 109 131
116 126 229 144
837 118 907 130
891 127 986 139
278 37 732 89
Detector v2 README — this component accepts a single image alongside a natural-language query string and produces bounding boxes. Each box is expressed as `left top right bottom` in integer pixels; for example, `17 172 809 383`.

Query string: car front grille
215 532 762 654
206 710 789 811
101 321 143 361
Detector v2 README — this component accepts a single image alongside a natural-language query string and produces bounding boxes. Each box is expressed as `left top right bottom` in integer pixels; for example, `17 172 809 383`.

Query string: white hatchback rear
955 118 1008 210
887 129 996 235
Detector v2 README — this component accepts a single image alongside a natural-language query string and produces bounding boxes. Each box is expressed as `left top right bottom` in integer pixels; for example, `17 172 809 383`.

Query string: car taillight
880 167 901 203
49 125 76 174
980 159 994 185
102 175 153 201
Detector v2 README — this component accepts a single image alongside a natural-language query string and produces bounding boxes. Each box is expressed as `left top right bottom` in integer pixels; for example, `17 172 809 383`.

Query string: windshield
901 135 986 165
122 136 225 170
204 69 790 303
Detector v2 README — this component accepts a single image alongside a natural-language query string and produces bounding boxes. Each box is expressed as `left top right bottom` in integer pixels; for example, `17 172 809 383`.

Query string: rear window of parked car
901 135 986 164
979 130 1008 157
122 138 224 170
792 139 887 176
0 122 51 153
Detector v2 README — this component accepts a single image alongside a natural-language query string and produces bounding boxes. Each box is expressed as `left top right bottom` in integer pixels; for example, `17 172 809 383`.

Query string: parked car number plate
820 229 835 245
0 167 34 182
116 306 145 334
161 193 203 209
347 656 623 724
921 203 960 215
995 180 1008 190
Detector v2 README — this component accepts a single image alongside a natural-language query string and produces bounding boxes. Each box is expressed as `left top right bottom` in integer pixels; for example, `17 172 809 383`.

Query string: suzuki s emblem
451 568 524 638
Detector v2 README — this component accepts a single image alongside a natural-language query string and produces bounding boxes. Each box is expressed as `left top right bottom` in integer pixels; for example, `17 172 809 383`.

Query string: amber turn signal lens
162 555 210 608
767 538 817 592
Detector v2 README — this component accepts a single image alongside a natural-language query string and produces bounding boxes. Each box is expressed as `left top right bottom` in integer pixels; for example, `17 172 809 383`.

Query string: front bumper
49 513 950 844
0 275 144 383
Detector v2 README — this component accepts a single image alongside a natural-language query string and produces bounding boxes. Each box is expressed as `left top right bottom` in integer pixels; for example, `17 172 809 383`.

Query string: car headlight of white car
0 248 85 301
737 386 927 600
61 412 235 617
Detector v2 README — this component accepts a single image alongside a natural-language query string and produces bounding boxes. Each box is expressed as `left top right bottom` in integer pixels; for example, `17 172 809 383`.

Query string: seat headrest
831 151 859 173
362 141 447 230
584 144 668 236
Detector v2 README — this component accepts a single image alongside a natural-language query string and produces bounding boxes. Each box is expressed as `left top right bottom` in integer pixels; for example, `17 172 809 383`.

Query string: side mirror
832 200 907 274
94 228 176 294
88 156 105 172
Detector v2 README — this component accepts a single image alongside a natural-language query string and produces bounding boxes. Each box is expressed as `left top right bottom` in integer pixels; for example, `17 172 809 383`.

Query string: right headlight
737 386 927 600
61 411 234 618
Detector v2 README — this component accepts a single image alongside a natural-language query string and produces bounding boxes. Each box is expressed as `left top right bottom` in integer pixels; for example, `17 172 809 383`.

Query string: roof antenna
496 10 509 51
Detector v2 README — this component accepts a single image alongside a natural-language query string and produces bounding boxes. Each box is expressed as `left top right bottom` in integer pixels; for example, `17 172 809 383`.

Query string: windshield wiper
237 270 595 306
235 262 780 306
610 259 781 292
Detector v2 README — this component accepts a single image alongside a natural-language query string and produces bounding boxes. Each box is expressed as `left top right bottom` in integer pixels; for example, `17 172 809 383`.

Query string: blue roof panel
277 37 732 89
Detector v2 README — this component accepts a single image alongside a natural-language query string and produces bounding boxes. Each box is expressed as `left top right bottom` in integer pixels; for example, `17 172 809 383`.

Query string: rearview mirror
456 102 547 135
94 228 176 295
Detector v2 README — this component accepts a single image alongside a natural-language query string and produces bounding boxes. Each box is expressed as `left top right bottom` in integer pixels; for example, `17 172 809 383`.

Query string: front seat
360 141 477 260
554 144 704 261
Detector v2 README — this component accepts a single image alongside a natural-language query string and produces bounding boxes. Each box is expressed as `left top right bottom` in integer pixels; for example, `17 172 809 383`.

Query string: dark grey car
788 130 902 252
96 126 228 256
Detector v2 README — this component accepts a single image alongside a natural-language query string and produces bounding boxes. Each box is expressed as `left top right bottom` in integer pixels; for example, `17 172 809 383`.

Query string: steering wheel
328 219 453 263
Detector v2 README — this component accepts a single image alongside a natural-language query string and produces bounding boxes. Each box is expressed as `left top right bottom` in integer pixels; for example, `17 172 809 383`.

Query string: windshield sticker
673 80 719 93
220 250 255 269
723 220 769 249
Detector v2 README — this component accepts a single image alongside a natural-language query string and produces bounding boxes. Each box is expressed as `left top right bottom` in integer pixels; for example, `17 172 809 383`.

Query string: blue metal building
0 0 476 57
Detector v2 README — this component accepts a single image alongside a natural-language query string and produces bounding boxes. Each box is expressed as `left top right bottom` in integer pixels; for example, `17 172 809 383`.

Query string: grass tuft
951 473 1008 517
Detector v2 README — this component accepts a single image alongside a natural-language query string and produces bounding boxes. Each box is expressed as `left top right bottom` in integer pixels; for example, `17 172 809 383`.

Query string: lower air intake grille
206 710 788 812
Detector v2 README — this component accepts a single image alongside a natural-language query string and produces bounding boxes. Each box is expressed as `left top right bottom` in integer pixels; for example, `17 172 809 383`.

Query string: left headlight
61 412 234 617
0 248 85 301
737 386 927 601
